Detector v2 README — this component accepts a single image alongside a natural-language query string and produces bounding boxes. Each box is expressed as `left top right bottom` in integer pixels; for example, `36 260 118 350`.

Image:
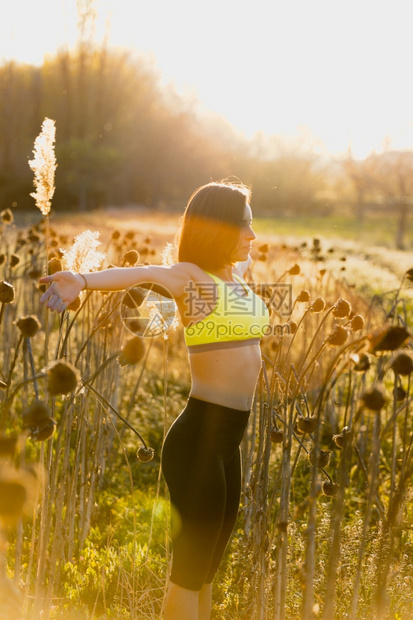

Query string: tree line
0 42 412 246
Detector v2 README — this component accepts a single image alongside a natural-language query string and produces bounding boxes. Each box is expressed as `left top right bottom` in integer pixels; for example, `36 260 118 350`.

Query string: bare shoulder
139 262 193 298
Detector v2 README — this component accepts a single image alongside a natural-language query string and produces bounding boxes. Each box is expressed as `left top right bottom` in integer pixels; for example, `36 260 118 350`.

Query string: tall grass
0 123 412 619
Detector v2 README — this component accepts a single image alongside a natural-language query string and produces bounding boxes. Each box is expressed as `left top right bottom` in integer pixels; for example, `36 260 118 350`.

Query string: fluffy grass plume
28 118 56 216
61 230 106 273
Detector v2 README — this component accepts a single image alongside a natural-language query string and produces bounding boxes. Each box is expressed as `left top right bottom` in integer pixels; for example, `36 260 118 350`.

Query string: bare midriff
188 341 262 411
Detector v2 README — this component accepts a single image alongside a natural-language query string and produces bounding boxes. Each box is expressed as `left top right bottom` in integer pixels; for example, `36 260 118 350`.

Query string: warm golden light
1 0 412 158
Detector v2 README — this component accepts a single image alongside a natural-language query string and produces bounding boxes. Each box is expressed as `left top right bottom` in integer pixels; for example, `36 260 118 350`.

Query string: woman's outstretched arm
39 263 191 313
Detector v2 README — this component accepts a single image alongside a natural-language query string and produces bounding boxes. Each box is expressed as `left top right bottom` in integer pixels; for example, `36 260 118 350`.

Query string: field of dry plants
0 121 413 620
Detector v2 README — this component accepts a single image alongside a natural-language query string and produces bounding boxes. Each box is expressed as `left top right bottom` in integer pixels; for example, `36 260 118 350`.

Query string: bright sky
2 0 413 158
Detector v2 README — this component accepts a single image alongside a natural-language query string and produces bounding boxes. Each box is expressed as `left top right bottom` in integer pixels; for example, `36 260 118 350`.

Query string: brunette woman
40 181 269 620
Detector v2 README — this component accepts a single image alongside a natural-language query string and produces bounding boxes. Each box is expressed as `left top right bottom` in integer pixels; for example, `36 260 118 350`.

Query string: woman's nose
247 226 256 240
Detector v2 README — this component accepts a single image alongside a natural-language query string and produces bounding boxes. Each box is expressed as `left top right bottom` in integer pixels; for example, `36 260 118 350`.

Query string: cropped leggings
161 396 250 591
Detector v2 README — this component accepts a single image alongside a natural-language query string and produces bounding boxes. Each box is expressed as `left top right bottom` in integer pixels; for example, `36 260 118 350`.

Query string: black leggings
161 396 250 591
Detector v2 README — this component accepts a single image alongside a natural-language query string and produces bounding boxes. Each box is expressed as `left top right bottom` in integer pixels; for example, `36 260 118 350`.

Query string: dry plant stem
83 380 149 447
123 339 154 428
296 305 336 377
400 374 411 478
374 456 413 620
301 403 323 620
25 337 40 400
242 391 259 503
5 333 23 391
32 442 50 617
312 336 367 418
251 388 271 620
389 381 399 503
146 337 168 563
322 430 353 620
273 398 294 620
98 398 137 612
349 410 382 620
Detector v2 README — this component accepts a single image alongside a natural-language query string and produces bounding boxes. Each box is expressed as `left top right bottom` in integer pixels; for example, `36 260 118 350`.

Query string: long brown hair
177 181 251 270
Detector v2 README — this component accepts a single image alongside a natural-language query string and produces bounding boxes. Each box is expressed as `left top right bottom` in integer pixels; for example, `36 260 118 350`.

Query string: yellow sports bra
184 271 270 352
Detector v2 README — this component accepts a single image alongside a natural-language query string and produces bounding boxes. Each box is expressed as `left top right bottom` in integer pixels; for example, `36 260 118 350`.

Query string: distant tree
369 150 413 249
343 150 413 249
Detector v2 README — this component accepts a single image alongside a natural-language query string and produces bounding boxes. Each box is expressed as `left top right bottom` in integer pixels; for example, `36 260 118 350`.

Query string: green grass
254 212 413 249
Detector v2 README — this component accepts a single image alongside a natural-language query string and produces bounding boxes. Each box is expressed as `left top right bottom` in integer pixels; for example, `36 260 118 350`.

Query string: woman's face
231 203 256 262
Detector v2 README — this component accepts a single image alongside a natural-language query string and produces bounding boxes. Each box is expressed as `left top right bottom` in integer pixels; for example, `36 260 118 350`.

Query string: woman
40 181 270 620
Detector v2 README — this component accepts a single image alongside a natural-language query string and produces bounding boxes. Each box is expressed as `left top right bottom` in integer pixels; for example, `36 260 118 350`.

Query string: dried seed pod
293 419 305 436
395 386 407 402
276 520 288 532
350 314 365 331
327 326 348 346
310 297 325 313
28 267 43 279
125 231 135 240
28 232 41 244
1 208 13 224
0 465 40 524
67 296 82 311
29 420 56 442
10 253 20 267
15 315 42 338
270 427 284 443
288 321 298 335
322 480 338 497
296 290 311 302
112 230 121 240
351 353 371 372
0 281 15 303
118 336 146 366
137 446 154 462
258 243 269 253
368 325 411 353
360 385 386 411
288 264 301 275
332 426 351 448
47 360 79 395
405 268 413 282
48 257 62 274
122 249 140 265
309 449 331 469
391 352 413 376
297 415 317 434
122 287 146 309
332 298 351 318
22 401 51 427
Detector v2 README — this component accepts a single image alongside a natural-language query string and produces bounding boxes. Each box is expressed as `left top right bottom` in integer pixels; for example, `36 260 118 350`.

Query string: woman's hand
39 271 85 313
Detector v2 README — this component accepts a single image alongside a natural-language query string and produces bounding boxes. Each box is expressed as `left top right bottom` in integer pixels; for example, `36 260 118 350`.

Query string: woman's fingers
39 275 53 284
45 292 61 310
40 282 65 310
40 283 56 305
